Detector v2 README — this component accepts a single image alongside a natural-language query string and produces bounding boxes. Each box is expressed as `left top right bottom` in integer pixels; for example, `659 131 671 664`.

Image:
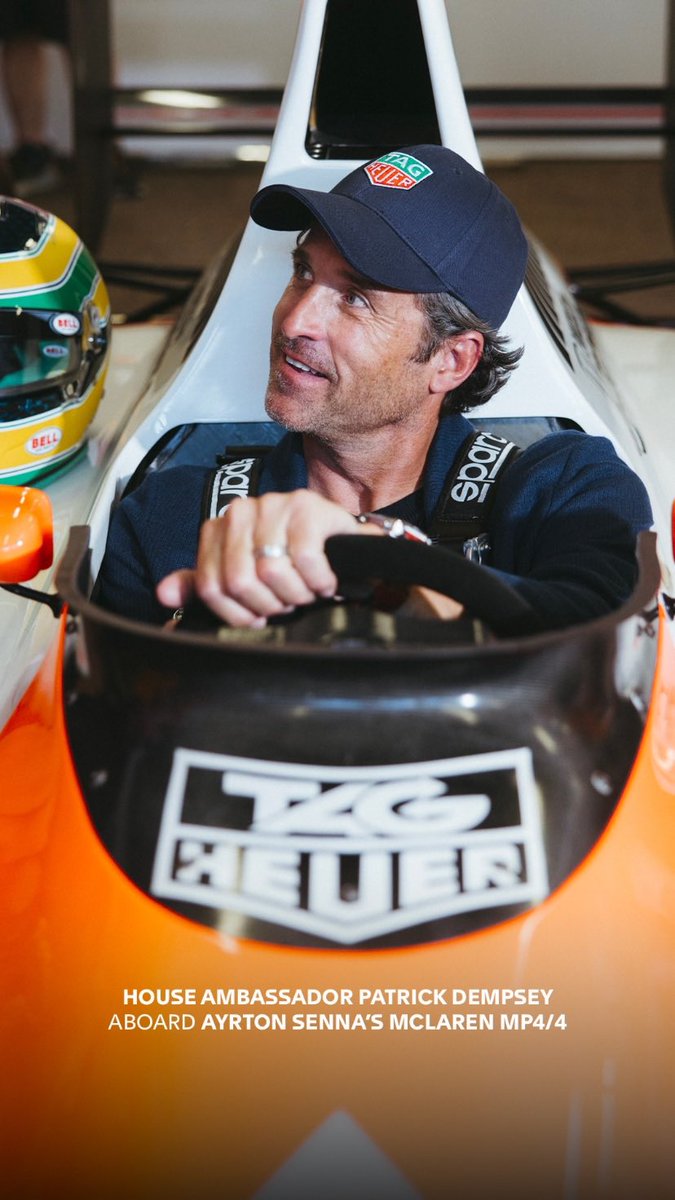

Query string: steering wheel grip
325 534 539 637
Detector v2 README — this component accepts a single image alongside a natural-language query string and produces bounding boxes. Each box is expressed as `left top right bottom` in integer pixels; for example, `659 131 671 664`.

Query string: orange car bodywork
1 613 675 1200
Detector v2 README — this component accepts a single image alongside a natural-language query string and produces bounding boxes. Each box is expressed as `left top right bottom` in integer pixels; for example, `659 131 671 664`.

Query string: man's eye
292 260 312 281
345 291 368 308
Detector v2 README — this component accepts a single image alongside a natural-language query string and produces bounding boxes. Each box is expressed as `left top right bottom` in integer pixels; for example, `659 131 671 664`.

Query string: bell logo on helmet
49 313 81 336
26 427 62 456
364 151 433 190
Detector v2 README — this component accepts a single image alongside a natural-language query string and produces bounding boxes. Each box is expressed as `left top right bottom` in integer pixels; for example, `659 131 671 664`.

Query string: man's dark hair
413 291 523 412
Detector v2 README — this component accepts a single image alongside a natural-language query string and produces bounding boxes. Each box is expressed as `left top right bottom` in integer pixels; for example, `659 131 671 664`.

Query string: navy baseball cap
250 145 528 329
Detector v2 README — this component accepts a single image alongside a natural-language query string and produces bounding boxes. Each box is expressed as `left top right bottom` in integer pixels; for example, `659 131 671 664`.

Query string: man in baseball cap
99 145 651 630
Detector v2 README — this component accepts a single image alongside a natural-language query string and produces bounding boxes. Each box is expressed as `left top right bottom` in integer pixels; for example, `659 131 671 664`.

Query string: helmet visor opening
0 309 82 395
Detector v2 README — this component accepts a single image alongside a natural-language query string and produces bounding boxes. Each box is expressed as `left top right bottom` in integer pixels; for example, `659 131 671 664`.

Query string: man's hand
157 490 365 627
156 489 464 627
397 586 464 622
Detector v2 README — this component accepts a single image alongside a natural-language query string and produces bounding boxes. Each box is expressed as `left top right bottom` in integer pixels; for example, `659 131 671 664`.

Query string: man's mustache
273 334 335 382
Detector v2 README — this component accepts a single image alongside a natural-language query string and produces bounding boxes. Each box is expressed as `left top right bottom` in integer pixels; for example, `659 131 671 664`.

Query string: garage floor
37 153 675 326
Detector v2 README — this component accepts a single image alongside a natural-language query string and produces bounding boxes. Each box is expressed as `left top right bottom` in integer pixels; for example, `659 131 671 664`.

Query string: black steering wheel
324 533 538 638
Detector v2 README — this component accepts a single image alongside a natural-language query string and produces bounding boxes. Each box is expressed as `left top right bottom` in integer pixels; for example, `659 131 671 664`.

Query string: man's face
265 227 440 439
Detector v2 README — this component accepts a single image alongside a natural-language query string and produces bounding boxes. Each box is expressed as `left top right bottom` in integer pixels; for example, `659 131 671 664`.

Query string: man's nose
280 285 328 341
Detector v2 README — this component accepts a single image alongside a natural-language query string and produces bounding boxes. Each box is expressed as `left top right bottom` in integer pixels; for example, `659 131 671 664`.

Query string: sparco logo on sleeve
151 748 548 947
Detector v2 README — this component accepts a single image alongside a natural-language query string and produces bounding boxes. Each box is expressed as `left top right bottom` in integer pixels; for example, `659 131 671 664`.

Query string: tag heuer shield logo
151 748 548 948
364 152 433 190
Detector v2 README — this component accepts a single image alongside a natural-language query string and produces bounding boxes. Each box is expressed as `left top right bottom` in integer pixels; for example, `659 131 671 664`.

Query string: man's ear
428 331 484 397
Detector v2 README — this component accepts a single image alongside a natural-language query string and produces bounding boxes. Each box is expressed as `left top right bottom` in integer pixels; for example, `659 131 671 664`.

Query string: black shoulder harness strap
428 429 521 550
201 447 270 522
203 431 521 555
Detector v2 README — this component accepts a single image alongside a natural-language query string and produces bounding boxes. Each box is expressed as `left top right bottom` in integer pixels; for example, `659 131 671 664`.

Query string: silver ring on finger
254 543 289 561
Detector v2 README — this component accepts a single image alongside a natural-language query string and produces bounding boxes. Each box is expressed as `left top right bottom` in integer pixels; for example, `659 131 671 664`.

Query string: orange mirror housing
0 486 54 583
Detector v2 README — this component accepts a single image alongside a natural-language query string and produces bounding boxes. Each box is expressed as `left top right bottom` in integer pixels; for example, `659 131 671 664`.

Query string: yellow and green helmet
0 197 110 484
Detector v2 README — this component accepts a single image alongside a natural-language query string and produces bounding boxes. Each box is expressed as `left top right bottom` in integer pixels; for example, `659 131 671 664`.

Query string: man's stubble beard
264 361 431 441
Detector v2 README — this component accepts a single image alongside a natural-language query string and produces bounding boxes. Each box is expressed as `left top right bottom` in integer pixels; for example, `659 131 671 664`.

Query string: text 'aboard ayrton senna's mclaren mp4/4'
1 2 675 1198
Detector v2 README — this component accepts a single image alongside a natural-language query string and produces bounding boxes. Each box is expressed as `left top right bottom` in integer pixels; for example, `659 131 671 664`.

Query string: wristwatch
356 512 432 544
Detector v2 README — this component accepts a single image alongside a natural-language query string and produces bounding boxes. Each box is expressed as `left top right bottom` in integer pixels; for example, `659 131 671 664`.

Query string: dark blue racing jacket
97 413 653 629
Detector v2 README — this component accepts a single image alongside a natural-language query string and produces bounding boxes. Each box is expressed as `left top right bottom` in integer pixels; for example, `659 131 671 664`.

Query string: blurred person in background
0 1 69 197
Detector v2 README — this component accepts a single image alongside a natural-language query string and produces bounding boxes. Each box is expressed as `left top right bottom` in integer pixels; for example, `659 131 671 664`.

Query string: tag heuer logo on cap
365 151 433 190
